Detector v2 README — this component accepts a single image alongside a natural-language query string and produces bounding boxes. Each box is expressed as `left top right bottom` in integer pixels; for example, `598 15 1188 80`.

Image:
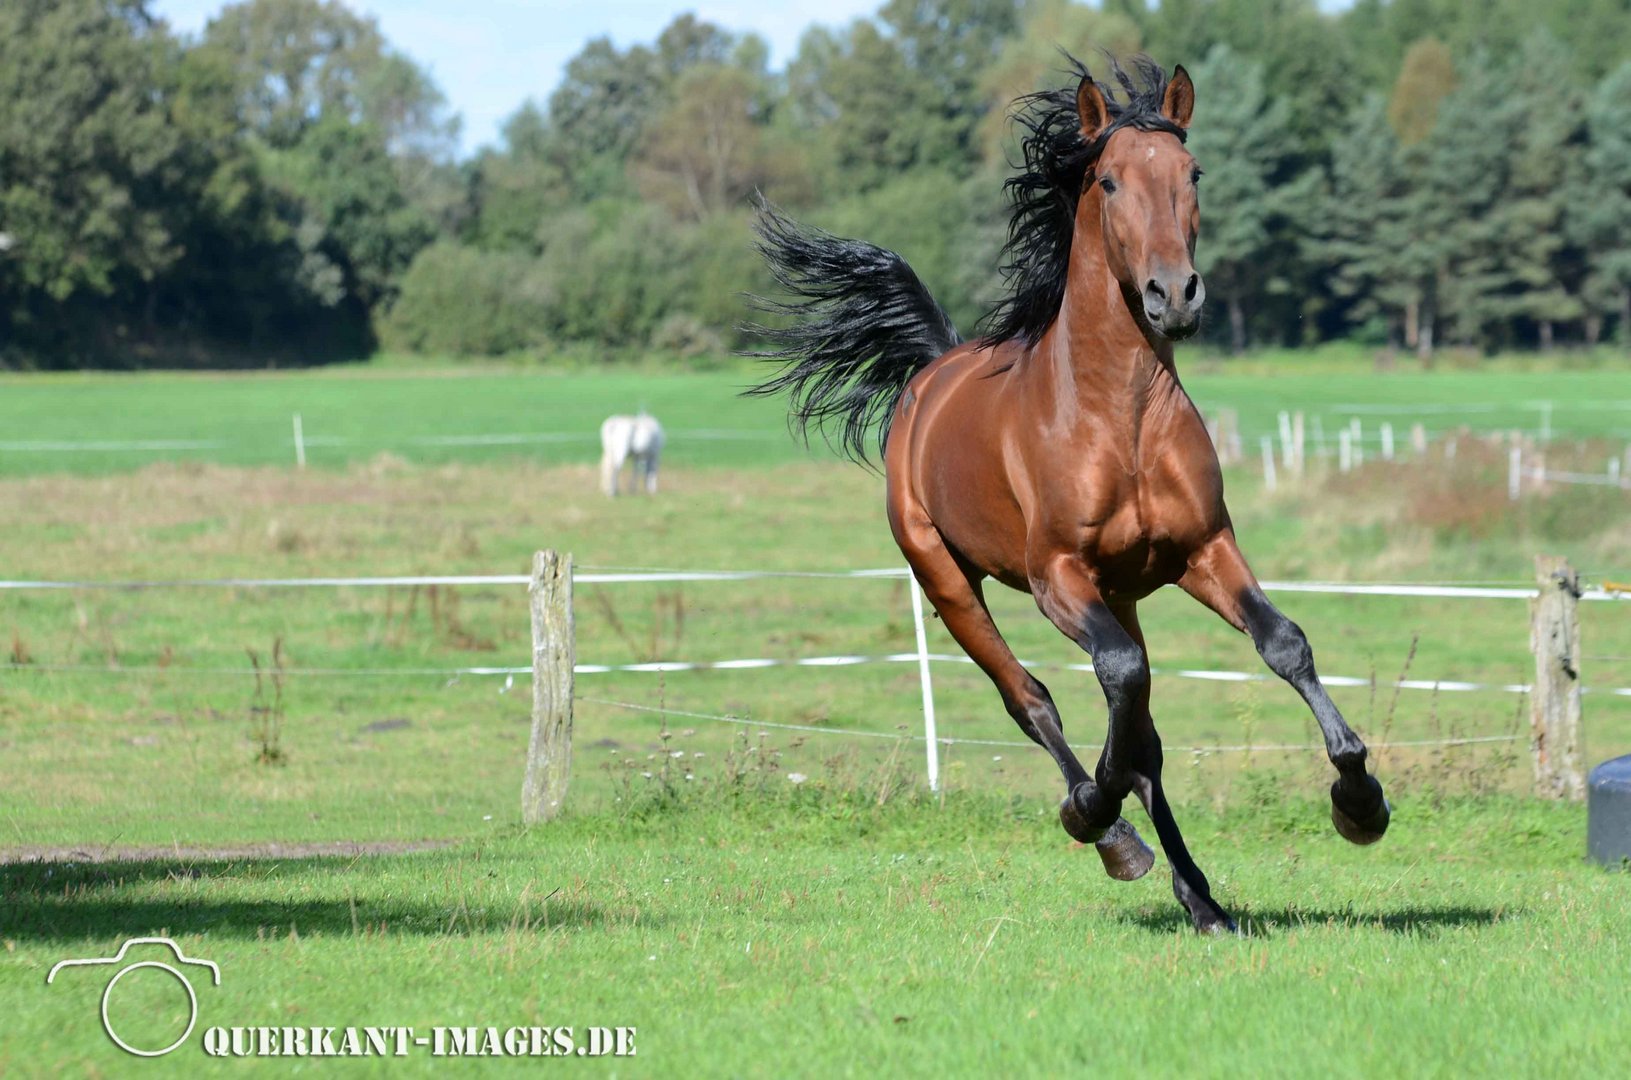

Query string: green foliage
1186 46 1306 352
380 242 552 356
0 0 188 359
785 21 924 196
5 0 1631 368
1572 61 1631 342
878 0 1022 171
636 64 775 219
259 119 435 311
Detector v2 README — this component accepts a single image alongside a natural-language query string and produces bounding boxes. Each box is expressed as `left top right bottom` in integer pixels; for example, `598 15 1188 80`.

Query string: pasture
2 363 1631 476
2 363 1630 1074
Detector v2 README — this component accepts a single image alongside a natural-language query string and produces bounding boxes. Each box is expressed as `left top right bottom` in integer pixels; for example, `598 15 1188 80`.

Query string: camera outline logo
46 937 221 1057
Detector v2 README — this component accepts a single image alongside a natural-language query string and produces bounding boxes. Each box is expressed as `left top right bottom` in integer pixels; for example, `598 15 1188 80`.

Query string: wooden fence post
1530 555 1585 801
523 550 574 823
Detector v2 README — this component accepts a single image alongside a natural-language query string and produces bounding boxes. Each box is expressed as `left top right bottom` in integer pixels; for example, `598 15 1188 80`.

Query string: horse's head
1077 66 1203 340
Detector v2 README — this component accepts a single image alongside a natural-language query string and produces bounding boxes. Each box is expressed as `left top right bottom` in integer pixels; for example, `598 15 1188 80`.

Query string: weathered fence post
1530 555 1585 801
523 550 574 823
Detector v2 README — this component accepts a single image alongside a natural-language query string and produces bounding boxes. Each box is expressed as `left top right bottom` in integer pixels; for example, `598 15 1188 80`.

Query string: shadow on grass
0 853 631 943
1118 903 1511 937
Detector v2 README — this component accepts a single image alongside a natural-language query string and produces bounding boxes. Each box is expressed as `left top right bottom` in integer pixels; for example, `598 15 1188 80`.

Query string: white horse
599 413 665 496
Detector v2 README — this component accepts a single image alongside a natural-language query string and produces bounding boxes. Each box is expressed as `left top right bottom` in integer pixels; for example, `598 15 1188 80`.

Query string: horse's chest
1075 466 1218 594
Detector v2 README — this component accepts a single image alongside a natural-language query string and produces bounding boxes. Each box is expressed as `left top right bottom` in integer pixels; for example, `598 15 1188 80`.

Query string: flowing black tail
743 200 962 465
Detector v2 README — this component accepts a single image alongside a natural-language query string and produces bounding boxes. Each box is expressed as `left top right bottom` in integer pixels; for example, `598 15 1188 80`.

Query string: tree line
2 0 1629 368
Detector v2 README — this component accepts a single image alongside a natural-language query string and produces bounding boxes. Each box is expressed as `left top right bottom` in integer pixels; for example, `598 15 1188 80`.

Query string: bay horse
748 57 1389 933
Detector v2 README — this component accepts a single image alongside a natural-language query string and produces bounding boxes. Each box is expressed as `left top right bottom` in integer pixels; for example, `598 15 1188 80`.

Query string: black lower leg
1138 772 1235 934
1244 594 1390 843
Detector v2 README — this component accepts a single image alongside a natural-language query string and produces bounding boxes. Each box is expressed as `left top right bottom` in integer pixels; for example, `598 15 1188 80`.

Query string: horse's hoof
1196 913 1240 937
1058 784 1108 845
1330 776 1391 845
1095 818 1156 881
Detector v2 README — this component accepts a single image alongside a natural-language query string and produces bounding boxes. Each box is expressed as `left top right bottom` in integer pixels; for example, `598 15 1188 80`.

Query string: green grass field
2 364 1630 1075
1 362 1629 475
4 792 1627 1076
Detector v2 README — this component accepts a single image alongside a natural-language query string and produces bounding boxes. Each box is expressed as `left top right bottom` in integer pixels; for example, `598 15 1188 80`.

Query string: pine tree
1320 95 1422 346
1419 52 1518 349
1186 45 1303 353
1571 61 1631 347
1493 31 1585 349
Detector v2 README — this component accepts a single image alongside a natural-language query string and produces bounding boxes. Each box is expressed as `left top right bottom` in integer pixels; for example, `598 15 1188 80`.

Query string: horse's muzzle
1142 271 1204 339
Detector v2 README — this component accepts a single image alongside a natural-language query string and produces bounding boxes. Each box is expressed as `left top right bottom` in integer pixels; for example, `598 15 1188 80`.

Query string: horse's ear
1162 65 1194 129
1077 75 1110 141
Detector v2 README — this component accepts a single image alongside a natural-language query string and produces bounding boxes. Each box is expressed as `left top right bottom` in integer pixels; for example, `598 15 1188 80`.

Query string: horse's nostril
1145 279 1168 303
1184 274 1200 303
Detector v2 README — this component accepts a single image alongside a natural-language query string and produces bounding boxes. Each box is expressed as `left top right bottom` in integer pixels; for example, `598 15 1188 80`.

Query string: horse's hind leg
897 525 1154 882
1110 603 1237 934
1180 532 1390 845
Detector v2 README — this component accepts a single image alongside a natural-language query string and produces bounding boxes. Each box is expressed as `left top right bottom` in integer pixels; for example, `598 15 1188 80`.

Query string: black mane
977 54 1187 348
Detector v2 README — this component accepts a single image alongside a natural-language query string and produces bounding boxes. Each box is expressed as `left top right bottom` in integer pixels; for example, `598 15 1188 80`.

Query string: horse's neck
1036 193 1174 422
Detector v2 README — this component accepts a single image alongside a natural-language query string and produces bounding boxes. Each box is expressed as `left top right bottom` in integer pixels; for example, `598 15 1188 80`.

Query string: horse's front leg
1180 530 1391 844
1033 557 1235 932
895 519 1153 881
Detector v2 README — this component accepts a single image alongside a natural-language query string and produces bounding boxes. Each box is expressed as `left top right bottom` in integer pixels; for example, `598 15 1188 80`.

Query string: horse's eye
1099 176 1117 194
1191 167 1204 185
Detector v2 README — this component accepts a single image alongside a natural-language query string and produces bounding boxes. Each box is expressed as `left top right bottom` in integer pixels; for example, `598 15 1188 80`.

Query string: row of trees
3 0 1630 367
0 0 459 365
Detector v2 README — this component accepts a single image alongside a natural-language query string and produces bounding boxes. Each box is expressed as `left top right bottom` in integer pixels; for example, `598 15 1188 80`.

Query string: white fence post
1349 419 1364 466
1338 429 1352 473
1260 436 1278 492
1381 422 1395 461
1509 446 1522 501
1292 411 1305 473
1278 411 1293 468
292 413 306 470
908 570 940 793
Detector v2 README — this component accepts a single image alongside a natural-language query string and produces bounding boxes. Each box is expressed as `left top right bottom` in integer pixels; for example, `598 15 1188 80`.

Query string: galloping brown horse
749 57 1389 933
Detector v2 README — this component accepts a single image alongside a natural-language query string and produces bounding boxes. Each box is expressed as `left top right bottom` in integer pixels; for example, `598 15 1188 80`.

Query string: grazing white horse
599 413 665 496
